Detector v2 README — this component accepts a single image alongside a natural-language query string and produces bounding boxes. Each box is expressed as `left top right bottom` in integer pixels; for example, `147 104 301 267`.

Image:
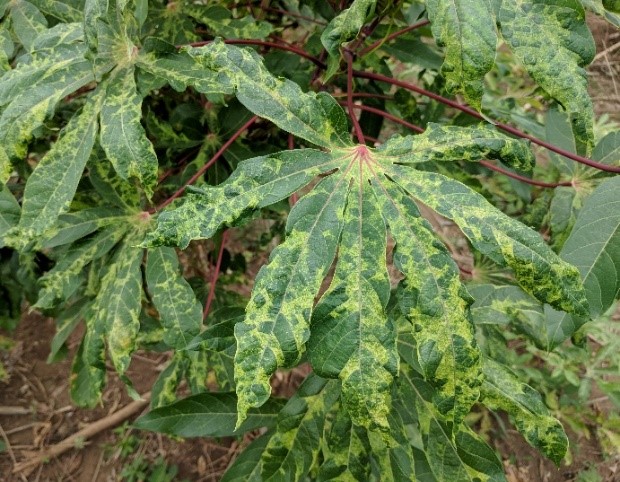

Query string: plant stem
178 38 619 173
479 161 572 188
341 102 424 133
355 70 620 173
345 51 366 144
151 116 258 213
359 19 430 56
203 230 229 320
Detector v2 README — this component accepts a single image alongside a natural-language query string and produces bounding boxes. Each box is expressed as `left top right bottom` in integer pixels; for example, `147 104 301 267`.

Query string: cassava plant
0 0 619 480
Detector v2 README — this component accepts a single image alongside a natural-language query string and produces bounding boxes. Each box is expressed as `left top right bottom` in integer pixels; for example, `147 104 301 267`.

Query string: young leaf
499 0 595 154
426 0 497 109
481 357 568 464
99 66 158 198
146 247 202 349
321 0 376 79
309 181 397 431
134 392 286 437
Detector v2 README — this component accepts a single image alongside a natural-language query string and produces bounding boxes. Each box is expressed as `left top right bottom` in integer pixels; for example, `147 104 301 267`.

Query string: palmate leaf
425 0 497 109
145 43 588 431
321 0 376 79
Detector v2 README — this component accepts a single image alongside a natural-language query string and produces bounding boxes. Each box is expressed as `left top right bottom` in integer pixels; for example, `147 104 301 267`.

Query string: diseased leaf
151 352 187 408
48 299 90 363
321 0 376 78
481 357 568 464
136 47 234 95
259 375 340 481
378 123 534 172
317 407 372 481
426 0 497 109
27 0 84 22
309 181 396 431
13 90 101 242
399 366 507 482
185 42 351 148
0 185 19 245
499 0 595 153
144 149 340 248
96 238 143 378
373 181 481 426
234 174 348 426
99 66 158 198
146 247 202 349
134 392 286 437
10 0 47 51
388 166 589 317
35 225 127 309
184 5 272 39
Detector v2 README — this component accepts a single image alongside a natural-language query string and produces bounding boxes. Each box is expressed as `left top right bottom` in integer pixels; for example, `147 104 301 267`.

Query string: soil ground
1 13 620 482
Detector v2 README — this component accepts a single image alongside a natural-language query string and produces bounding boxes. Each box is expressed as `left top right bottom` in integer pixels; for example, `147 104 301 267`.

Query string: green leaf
184 5 273 39
144 149 340 248
221 434 271 482
592 130 620 167
309 181 397 431
234 174 348 426
499 0 595 154
13 90 101 242
481 357 568 464
134 392 286 437
0 185 19 246
562 176 619 310
544 176 620 346
374 181 481 426
99 66 158 198
426 0 497 109
186 42 351 148
388 166 589 317
321 0 376 79
545 108 577 175
378 123 535 171
259 375 340 481
146 247 202 349
400 366 507 482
